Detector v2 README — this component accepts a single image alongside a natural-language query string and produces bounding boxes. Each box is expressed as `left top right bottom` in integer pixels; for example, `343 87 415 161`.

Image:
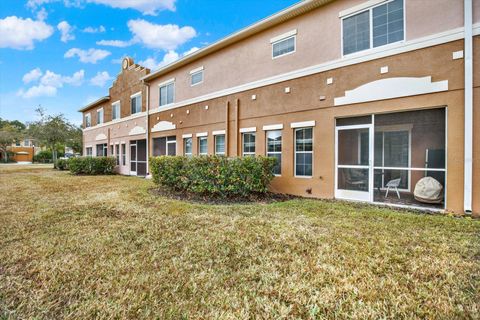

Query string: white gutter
144 82 151 177
464 0 473 213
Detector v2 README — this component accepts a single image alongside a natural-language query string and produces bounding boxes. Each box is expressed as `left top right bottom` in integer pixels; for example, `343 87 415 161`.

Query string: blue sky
0 0 297 125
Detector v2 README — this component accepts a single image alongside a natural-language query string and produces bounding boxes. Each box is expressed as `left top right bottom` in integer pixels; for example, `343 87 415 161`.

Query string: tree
28 108 77 161
0 124 23 162
66 126 83 154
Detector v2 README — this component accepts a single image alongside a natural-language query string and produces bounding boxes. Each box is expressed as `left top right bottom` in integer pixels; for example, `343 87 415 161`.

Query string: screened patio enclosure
335 108 446 210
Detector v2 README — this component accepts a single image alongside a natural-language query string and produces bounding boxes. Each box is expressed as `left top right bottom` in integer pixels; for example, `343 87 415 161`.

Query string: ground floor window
198 137 208 155
266 130 282 175
121 143 126 165
96 143 107 157
115 144 120 165
242 133 255 157
215 134 225 155
184 137 192 156
153 136 176 156
110 145 114 157
86 147 92 157
295 128 313 177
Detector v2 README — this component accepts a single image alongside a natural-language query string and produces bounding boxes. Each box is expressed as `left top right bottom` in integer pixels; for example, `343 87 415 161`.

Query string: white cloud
0 16 53 50
27 0 82 9
17 69 84 98
90 71 113 87
82 25 106 33
17 85 57 98
183 47 199 56
86 0 176 15
22 68 43 84
64 48 111 63
57 21 75 42
96 39 132 47
36 7 48 21
128 19 196 50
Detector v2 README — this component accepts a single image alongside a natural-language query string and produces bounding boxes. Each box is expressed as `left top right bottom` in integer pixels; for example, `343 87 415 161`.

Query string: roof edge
78 96 110 112
142 0 333 82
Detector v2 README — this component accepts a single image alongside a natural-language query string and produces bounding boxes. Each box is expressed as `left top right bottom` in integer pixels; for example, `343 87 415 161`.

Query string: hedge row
54 159 68 170
149 155 276 198
67 156 116 175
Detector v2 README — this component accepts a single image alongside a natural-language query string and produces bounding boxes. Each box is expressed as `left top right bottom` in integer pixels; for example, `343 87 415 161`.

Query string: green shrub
54 158 68 170
68 157 116 175
149 155 276 198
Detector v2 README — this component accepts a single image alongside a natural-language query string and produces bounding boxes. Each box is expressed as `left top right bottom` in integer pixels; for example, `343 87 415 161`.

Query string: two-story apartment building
80 57 150 176
81 0 480 216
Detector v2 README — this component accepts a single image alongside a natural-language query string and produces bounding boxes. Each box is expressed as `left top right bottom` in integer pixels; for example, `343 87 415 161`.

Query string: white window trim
291 121 315 129
266 130 282 177
190 69 204 87
166 138 177 156
196 132 208 137
294 127 313 178
85 114 91 127
159 80 175 108
96 108 104 124
111 101 121 120
263 124 283 131
212 130 226 135
189 66 204 75
270 29 297 43
130 91 142 98
198 136 208 155
182 133 192 139
184 137 193 156
339 0 387 17
341 0 406 57
242 132 256 157
240 127 256 133
272 35 296 59
214 134 226 155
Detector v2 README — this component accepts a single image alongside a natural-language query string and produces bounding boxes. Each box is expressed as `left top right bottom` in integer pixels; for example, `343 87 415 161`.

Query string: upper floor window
85 114 91 128
97 108 104 125
159 81 175 107
342 0 404 55
272 34 296 58
112 101 120 120
190 67 204 86
131 92 142 114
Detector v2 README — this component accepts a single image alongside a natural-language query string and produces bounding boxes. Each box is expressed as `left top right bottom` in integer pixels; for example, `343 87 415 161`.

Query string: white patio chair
385 178 401 199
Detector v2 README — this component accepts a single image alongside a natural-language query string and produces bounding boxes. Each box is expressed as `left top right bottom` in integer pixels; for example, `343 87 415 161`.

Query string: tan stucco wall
149 38 478 215
148 0 475 110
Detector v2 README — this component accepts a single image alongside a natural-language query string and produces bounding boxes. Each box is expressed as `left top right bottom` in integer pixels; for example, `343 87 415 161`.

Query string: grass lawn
0 166 479 319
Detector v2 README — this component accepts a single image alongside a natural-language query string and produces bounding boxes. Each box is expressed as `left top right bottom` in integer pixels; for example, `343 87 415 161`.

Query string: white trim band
291 121 315 128
339 0 386 17
196 132 208 137
130 91 142 98
189 66 204 75
240 127 257 133
182 133 192 138
157 78 175 87
212 130 226 135
263 124 284 131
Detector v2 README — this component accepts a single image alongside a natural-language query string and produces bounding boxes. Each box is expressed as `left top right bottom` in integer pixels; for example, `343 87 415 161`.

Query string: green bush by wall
150 155 276 198
68 157 116 175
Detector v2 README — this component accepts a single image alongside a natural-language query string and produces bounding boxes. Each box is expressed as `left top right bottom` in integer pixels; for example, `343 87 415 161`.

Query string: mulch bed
149 187 298 205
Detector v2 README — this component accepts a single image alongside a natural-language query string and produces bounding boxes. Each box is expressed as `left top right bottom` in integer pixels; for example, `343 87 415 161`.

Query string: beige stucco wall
148 0 477 110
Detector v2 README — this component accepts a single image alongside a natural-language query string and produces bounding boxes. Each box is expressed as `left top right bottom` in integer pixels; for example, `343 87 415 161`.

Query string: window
112 102 120 120
96 143 107 157
191 70 203 86
184 137 192 156
131 93 142 114
159 82 175 106
110 145 114 157
85 114 91 128
198 137 208 155
295 128 313 177
152 136 176 156
342 0 404 55
272 36 295 58
266 130 282 175
242 133 256 157
215 135 225 155
86 147 92 157
121 143 126 165
23 139 30 147
97 108 104 124
115 144 120 165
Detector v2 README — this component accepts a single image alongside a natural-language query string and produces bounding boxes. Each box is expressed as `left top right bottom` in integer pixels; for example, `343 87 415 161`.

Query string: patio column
464 0 473 213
